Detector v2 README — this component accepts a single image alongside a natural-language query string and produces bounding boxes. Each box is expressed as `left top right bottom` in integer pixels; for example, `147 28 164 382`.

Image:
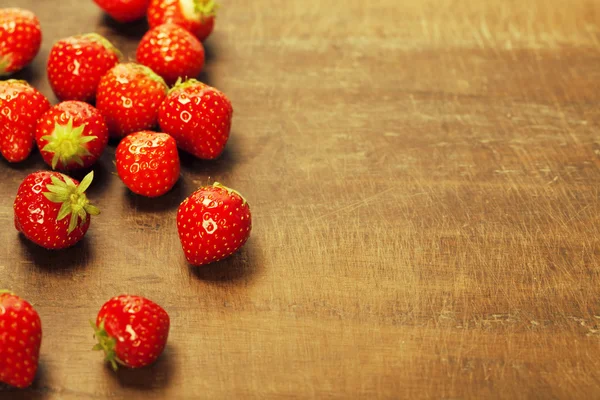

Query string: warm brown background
1 0 600 398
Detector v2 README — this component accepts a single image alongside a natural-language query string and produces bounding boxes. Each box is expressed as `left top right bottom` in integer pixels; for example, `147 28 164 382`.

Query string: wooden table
1 0 600 398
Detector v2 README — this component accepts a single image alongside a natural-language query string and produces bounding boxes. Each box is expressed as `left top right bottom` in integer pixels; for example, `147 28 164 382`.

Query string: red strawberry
136 23 204 85
148 0 217 41
116 131 180 197
93 0 151 23
35 101 109 171
177 182 251 266
158 79 232 159
47 33 121 102
91 295 170 370
13 171 100 250
0 8 42 75
0 290 42 389
96 63 168 139
0 80 50 163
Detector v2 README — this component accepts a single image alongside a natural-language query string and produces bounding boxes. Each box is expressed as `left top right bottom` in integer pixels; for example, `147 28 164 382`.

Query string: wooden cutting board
1 0 599 398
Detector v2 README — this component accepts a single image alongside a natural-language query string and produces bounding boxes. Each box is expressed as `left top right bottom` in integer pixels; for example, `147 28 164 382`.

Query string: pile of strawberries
0 0 253 389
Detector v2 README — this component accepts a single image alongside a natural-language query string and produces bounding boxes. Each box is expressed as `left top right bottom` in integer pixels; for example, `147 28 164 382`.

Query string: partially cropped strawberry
136 23 204 85
47 33 121 102
0 290 42 389
116 131 180 197
158 79 232 159
35 101 109 171
148 0 217 41
14 171 100 249
92 295 170 370
0 80 50 163
177 182 251 266
0 8 42 75
96 63 168 139
93 0 151 23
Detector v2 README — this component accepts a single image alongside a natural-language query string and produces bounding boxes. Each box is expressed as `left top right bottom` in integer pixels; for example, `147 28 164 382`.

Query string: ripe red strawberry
136 23 204 85
116 131 180 197
0 8 42 75
0 290 42 389
35 101 109 171
91 295 170 370
177 182 251 266
0 80 50 163
93 0 151 23
13 171 100 250
158 79 232 159
96 63 168 139
47 33 121 102
148 0 217 41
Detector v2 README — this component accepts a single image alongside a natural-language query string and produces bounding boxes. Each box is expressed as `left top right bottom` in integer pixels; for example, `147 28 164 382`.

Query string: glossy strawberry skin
136 24 205 85
148 0 216 41
116 131 180 197
96 63 168 139
95 295 170 369
13 171 93 250
47 34 121 102
0 80 50 163
177 183 251 266
158 80 232 159
93 0 151 23
0 8 42 75
35 101 109 171
0 291 42 389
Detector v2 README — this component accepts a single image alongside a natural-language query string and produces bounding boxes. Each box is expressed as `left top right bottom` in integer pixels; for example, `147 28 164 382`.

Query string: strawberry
13 171 100 250
93 0 151 23
35 101 109 171
0 8 42 76
177 182 251 266
0 80 50 163
158 79 232 159
47 33 121 102
0 290 42 389
91 295 170 370
148 0 217 41
136 23 205 85
116 131 180 197
96 63 168 139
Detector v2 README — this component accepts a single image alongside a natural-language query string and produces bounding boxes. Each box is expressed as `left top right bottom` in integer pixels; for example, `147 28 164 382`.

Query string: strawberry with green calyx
91 295 170 370
177 182 252 266
148 0 218 41
0 290 42 389
14 171 100 249
158 78 232 159
47 33 122 102
96 63 168 139
36 101 109 171
0 8 42 76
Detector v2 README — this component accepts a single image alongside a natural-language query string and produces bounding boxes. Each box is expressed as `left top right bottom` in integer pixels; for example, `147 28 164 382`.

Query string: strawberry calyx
213 182 248 205
132 63 168 91
90 319 123 371
194 0 219 18
41 117 97 170
80 33 123 61
169 77 202 94
0 54 13 76
43 171 100 234
0 289 13 295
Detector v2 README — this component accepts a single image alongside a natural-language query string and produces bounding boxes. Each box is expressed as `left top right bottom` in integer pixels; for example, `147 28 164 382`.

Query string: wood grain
1 0 600 398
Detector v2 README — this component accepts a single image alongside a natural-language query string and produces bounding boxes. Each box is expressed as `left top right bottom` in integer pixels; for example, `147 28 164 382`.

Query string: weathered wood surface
1 0 600 398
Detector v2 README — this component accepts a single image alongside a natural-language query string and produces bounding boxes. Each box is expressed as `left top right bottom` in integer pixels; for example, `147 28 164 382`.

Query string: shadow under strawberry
125 178 188 212
179 139 239 178
188 242 261 284
108 346 175 391
18 235 93 272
